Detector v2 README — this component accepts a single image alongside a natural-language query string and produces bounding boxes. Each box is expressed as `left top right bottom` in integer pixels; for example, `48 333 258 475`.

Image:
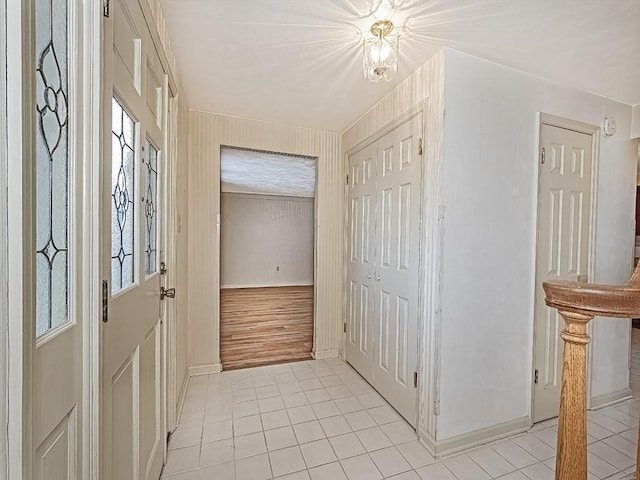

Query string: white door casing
101 0 167 477
533 122 594 423
346 113 423 426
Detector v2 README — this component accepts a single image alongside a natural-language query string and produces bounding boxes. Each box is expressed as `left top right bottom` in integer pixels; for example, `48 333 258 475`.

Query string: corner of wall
632 104 640 140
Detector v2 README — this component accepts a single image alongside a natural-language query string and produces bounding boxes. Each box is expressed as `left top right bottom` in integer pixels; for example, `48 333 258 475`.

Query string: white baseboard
434 416 530 458
220 283 313 289
174 372 190 429
418 428 437 457
312 349 340 360
590 388 633 410
189 363 222 376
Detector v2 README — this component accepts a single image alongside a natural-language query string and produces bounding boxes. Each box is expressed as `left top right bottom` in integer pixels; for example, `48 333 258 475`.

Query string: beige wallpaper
188 111 343 368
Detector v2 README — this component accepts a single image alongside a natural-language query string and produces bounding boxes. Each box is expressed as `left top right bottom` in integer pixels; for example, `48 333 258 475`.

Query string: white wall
633 105 640 139
437 49 636 443
221 193 314 287
188 111 342 370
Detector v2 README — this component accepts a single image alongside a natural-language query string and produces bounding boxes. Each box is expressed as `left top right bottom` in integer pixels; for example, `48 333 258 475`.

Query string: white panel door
533 124 593 423
346 142 377 383
372 114 422 426
346 113 422 426
101 0 167 478
30 0 84 477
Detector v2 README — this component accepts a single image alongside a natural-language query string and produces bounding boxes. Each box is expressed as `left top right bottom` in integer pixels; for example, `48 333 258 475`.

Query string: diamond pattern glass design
144 140 158 275
35 0 69 336
111 98 136 292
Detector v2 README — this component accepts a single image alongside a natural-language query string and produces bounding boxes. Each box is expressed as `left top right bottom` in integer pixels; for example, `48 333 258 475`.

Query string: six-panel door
346 113 422 426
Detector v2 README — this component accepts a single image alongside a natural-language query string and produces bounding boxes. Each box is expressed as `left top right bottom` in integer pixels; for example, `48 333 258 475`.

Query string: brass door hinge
103 0 110 17
346 173 349 185
413 371 418 388
418 138 423 156
534 369 539 384
541 148 545 164
343 322 347 333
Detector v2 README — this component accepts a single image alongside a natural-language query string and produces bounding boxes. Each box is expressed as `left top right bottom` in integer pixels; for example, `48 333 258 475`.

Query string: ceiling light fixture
363 19 399 83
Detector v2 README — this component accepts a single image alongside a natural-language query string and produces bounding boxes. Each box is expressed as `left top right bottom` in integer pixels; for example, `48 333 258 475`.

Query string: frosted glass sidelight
143 140 158 275
35 0 70 337
111 99 136 292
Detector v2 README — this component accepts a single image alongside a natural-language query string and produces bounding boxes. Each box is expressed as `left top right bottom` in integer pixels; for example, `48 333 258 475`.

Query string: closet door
346 142 378 383
371 113 422 426
346 113 423 427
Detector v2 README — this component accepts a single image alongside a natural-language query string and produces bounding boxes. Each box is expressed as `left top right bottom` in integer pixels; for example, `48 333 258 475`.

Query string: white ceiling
221 147 316 197
161 0 640 132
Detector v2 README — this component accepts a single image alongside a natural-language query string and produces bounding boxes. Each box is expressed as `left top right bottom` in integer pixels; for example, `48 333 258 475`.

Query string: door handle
160 287 176 300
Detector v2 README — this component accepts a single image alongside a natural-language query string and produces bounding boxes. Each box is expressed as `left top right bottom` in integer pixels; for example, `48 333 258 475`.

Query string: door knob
160 287 176 300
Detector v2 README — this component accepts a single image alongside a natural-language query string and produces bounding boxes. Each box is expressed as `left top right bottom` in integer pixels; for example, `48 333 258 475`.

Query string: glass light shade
362 29 398 82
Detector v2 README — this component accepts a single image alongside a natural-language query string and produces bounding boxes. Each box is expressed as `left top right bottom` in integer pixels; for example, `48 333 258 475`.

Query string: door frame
342 103 431 430
217 146 318 368
165 90 179 435
530 112 600 424
1 0 10 475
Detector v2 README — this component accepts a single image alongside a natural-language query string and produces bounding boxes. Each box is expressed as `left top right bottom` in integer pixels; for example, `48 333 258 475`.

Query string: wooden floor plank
220 285 314 370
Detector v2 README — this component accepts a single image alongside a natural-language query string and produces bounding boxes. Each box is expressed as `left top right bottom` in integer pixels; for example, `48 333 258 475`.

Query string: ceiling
221 147 316 197
161 0 640 132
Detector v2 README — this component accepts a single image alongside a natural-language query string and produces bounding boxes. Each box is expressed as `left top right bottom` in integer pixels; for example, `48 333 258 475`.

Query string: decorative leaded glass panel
111 98 136 292
35 0 69 336
143 140 158 275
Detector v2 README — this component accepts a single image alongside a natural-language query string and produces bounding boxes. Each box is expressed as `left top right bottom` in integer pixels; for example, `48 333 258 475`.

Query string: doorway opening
219 147 317 370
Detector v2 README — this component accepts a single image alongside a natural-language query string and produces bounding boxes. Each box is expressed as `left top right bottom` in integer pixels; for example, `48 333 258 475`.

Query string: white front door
29 0 86 477
101 0 167 477
346 113 423 426
533 123 593 423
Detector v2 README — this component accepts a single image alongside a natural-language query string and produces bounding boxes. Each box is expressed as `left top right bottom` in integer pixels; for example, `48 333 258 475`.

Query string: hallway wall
220 193 314 288
438 49 636 445
188 111 342 371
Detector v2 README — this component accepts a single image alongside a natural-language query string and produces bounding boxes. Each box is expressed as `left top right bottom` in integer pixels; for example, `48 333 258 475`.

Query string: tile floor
162 349 640 480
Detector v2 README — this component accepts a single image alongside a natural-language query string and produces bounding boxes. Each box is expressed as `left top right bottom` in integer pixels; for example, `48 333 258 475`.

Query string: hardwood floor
220 285 314 370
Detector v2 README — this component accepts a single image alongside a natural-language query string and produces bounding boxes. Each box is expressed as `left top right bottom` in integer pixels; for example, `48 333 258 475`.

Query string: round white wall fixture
603 117 617 137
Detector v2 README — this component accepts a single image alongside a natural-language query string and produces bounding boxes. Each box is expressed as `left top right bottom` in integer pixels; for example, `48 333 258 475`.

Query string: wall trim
0 0 8 475
312 349 340 360
418 429 437 458
189 363 222 376
221 283 314 290
173 372 190 430
434 416 531 458
590 388 633 410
